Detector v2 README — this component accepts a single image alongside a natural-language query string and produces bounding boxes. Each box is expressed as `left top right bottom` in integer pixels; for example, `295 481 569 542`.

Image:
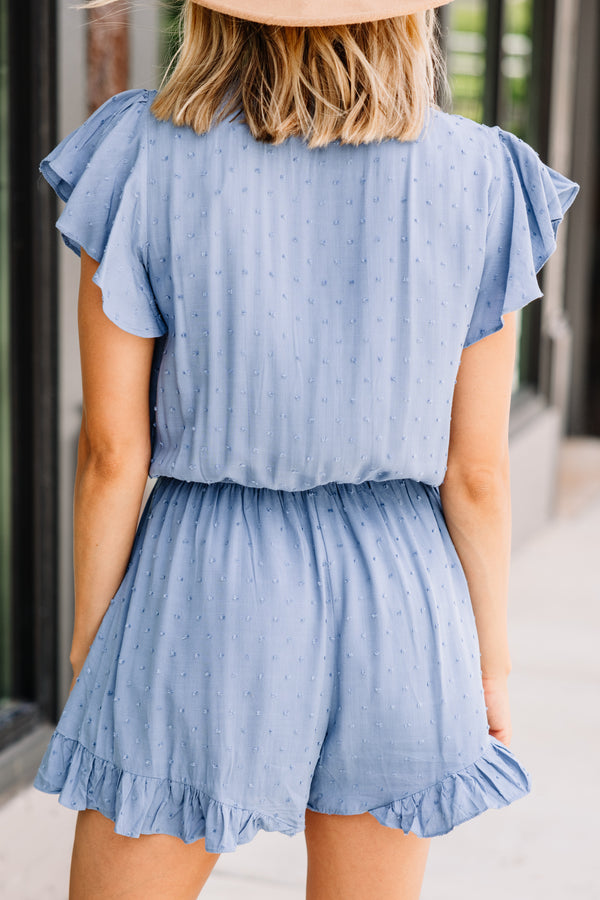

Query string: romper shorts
34 475 532 853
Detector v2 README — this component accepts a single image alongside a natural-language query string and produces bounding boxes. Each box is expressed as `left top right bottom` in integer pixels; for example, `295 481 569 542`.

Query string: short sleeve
39 88 168 338
463 126 580 349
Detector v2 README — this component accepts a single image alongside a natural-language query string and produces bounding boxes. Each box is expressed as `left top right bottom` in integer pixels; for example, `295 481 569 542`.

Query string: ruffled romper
33 89 579 853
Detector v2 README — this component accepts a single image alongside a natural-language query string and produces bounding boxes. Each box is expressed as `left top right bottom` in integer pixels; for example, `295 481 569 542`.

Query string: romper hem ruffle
33 730 302 854
34 728 530 853
309 733 531 838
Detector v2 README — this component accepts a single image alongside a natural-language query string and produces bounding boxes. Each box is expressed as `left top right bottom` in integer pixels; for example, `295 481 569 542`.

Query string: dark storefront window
0 0 58 756
0 0 11 708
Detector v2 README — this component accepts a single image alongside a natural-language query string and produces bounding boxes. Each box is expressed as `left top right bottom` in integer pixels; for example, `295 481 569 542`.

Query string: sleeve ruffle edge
39 88 167 338
463 126 580 349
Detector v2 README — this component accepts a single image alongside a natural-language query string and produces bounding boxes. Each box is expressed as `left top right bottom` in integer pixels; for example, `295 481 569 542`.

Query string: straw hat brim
189 0 454 27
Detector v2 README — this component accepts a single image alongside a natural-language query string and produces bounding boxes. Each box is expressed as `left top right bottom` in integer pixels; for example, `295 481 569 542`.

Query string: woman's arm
70 248 157 678
439 311 519 680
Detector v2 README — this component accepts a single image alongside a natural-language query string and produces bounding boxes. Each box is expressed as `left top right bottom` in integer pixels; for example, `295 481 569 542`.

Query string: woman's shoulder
422 108 579 214
96 86 156 112
423 107 514 162
79 87 157 140
40 88 156 201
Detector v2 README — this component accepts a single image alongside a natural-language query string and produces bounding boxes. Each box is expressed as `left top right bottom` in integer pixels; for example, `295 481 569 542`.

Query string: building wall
565 0 600 435
508 0 582 541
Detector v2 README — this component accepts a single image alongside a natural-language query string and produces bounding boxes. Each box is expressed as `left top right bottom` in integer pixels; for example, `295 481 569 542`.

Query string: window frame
0 0 59 754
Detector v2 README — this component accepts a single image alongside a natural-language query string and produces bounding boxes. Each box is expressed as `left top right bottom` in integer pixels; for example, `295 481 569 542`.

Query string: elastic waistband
151 474 441 501
153 473 416 490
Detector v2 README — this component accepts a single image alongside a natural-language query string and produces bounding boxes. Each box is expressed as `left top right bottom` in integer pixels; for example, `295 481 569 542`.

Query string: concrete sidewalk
1 438 599 899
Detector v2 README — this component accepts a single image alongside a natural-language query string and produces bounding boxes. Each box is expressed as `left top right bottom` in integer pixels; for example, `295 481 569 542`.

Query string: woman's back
33 2 580 891
44 87 578 490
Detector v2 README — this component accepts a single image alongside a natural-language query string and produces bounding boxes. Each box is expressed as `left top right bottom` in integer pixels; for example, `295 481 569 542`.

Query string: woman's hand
482 673 512 748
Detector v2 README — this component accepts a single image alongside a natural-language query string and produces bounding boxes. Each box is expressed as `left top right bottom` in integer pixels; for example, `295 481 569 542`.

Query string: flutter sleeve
463 126 580 349
39 88 167 338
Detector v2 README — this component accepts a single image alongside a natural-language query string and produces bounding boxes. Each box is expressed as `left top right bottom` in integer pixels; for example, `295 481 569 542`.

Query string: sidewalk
1 437 599 899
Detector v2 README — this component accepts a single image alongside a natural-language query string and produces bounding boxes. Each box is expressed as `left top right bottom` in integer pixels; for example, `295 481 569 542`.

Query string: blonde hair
81 1 450 148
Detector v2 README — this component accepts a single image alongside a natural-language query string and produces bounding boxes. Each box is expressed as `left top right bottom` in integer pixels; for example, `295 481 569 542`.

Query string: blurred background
0 1 598 897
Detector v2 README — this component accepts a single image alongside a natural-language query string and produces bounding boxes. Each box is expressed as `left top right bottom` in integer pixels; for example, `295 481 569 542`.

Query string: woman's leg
69 809 221 900
304 808 431 900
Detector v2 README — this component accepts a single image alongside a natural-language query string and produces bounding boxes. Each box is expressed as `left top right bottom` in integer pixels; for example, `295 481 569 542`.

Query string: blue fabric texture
33 88 579 852
463 126 579 347
39 87 579 490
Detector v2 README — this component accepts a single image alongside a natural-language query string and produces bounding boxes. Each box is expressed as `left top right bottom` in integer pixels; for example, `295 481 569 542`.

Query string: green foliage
504 0 532 34
160 0 185 75
452 4 486 33
445 0 533 135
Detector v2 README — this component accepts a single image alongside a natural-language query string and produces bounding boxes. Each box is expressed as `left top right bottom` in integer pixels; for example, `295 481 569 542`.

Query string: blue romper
33 88 579 853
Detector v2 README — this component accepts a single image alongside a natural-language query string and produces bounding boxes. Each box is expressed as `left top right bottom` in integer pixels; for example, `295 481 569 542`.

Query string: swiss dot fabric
35 477 532 851
38 88 579 491
33 88 578 852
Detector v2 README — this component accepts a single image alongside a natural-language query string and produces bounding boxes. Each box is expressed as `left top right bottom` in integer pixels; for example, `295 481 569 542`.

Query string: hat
189 0 454 27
